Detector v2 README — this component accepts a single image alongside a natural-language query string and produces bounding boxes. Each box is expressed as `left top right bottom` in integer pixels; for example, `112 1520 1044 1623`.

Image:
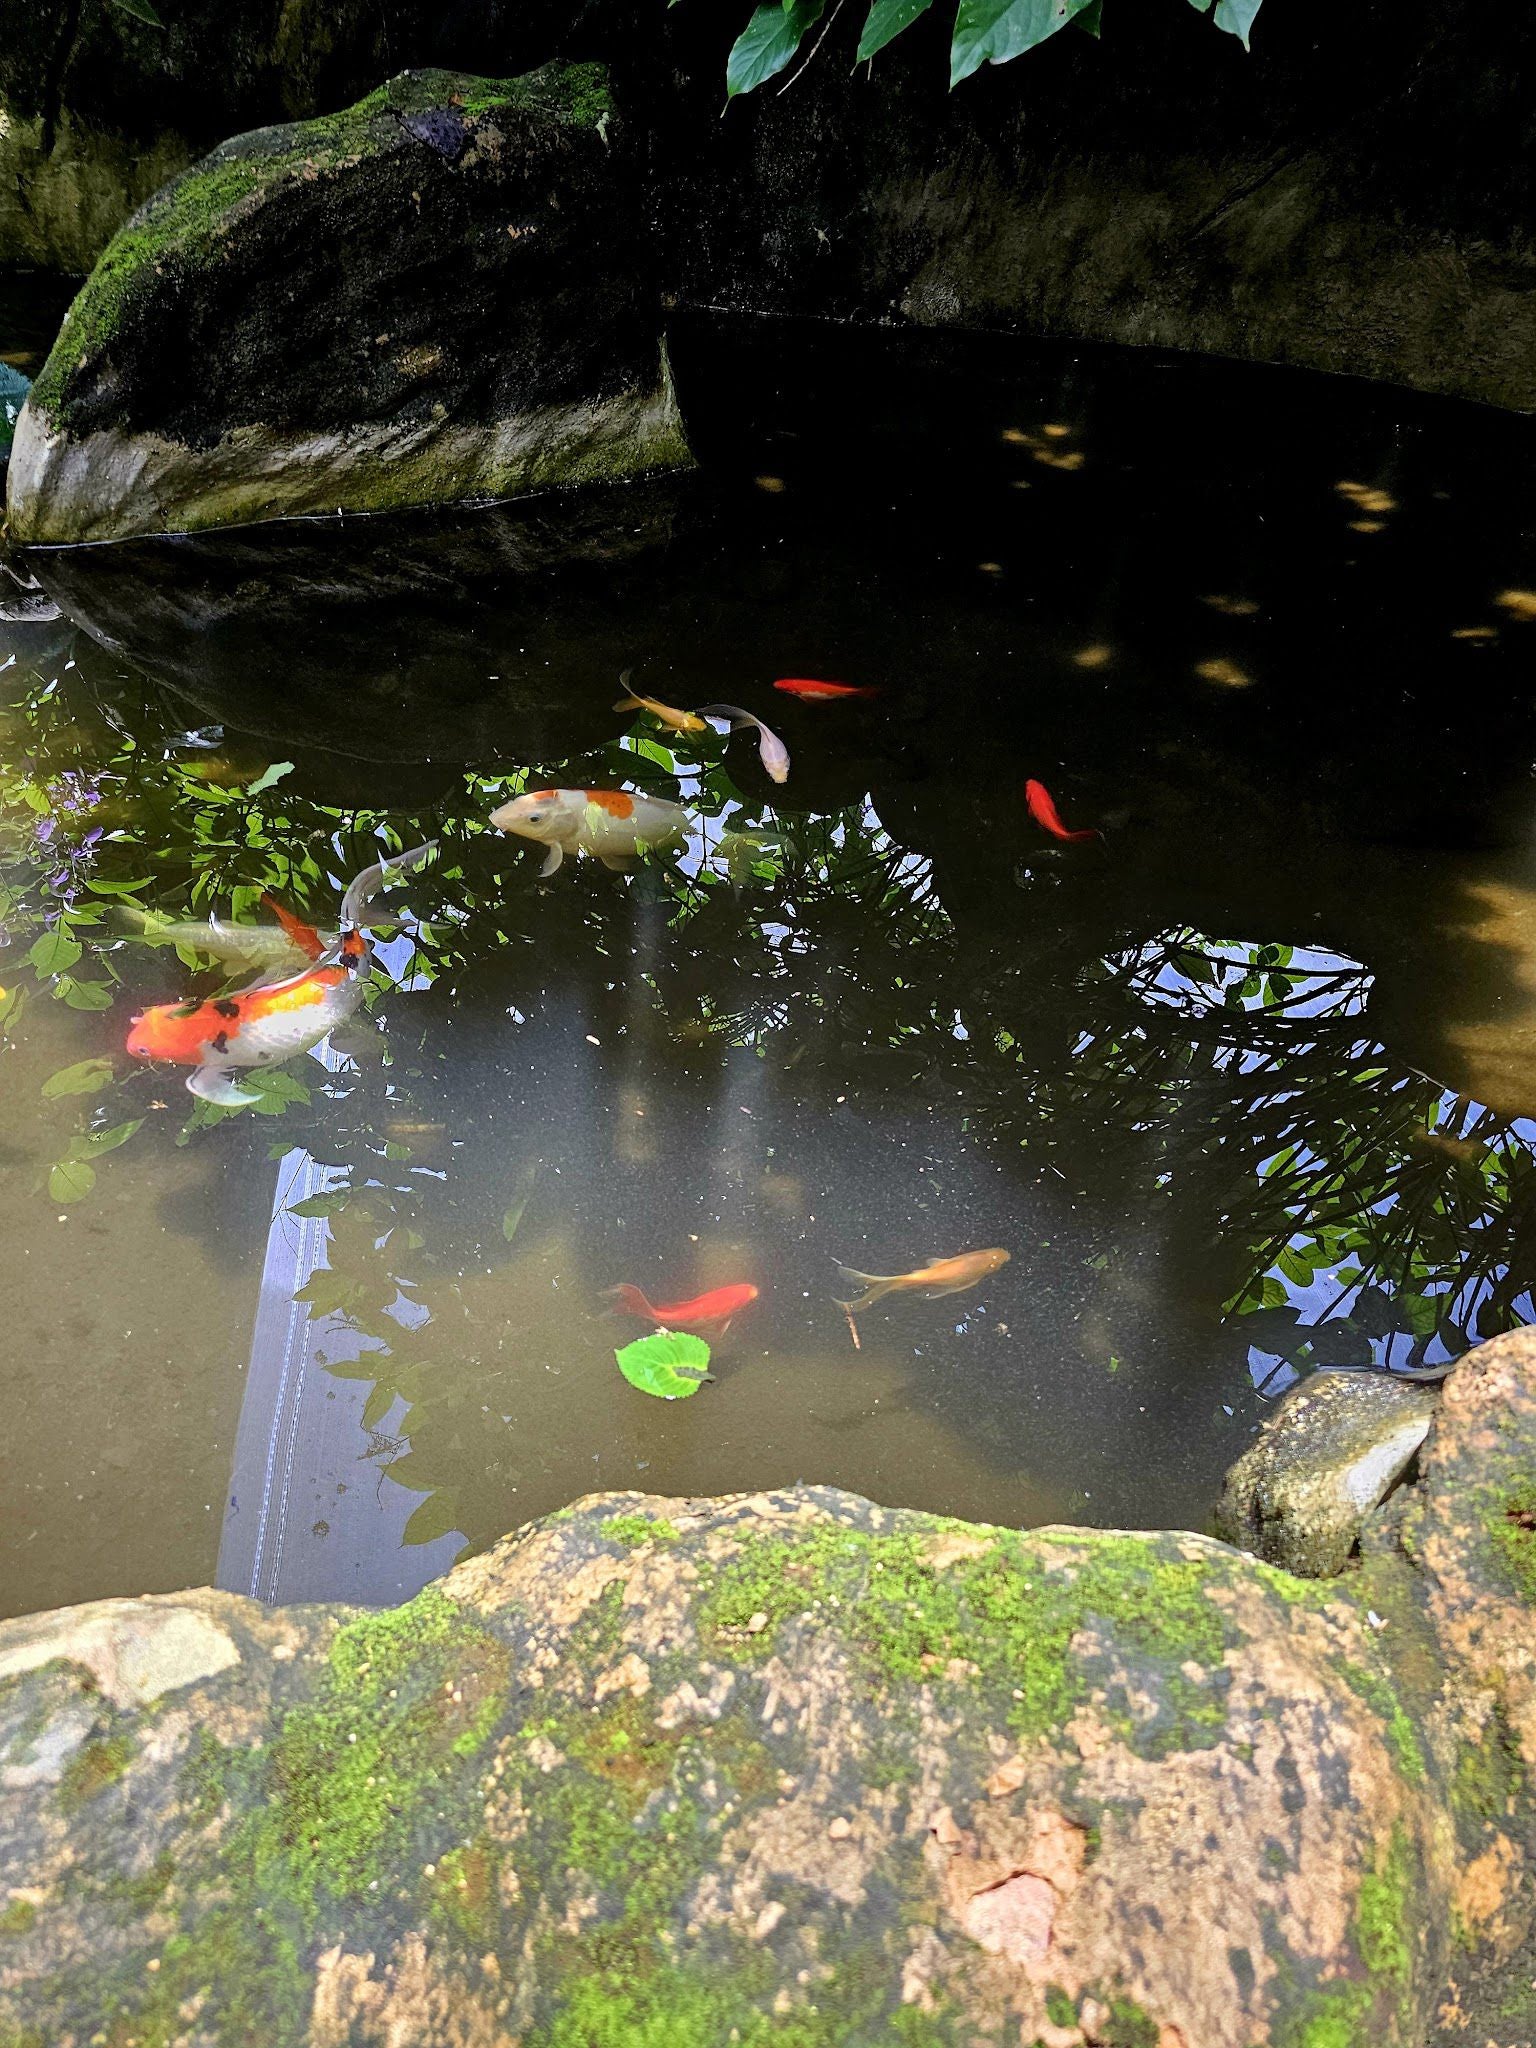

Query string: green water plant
615 1331 714 1399
710 0 1263 97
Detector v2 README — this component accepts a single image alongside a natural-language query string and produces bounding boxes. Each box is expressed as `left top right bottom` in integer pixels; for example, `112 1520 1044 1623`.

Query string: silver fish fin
539 843 565 878
187 1066 262 1108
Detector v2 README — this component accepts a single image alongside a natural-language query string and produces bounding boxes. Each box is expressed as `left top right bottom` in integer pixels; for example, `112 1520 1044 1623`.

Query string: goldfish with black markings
490 787 689 877
832 1247 1010 1311
125 842 436 1107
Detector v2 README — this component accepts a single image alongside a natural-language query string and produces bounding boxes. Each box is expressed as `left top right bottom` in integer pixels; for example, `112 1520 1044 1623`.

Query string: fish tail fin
613 695 642 712
606 1283 656 1320
832 1260 893 1311
337 839 438 937
261 893 326 959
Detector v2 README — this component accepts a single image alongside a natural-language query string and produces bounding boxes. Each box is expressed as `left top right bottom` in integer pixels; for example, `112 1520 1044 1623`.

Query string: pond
4 311 1536 1620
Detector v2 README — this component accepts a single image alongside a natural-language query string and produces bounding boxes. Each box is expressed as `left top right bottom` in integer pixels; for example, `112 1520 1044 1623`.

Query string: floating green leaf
71 1118 144 1159
245 761 294 795
402 1491 463 1546
615 1330 713 1400
858 0 936 60
48 1159 96 1202
727 0 826 96
29 929 82 977
109 0 165 22
41 1057 114 1098
59 977 115 1011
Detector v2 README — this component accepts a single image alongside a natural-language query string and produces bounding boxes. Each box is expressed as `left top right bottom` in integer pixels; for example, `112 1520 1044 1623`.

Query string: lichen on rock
6 63 693 544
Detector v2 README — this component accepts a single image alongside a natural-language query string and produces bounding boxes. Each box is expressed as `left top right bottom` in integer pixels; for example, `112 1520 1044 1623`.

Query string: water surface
4 316 1536 1617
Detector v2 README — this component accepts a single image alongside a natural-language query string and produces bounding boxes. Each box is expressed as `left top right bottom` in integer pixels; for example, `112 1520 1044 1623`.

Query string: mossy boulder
0 1487 1476 2045
5 63 692 543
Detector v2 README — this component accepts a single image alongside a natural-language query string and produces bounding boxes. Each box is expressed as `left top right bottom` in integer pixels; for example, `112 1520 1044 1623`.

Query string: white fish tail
337 839 437 937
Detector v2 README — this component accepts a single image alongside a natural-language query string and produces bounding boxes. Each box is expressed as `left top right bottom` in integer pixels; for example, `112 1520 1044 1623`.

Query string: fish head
489 789 571 843
126 998 207 1063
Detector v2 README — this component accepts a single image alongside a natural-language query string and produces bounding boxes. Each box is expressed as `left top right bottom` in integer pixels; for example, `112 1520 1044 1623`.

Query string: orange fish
260 893 326 961
772 678 879 702
127 843 435 1106
609 1280 760 1333
1024 779 1101 844
832 1248 1010 1311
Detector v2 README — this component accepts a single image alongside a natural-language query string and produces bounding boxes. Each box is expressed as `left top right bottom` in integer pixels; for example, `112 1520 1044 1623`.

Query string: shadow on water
5 315 1536 1614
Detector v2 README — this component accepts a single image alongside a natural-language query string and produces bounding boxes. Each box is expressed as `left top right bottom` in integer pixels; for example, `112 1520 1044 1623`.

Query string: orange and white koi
694 703 790 785
490 787 689 877
126 842 436 1107
1024 779 1101 844
608 1280 759 1333
832 1247 1010 1311
613 672 709 734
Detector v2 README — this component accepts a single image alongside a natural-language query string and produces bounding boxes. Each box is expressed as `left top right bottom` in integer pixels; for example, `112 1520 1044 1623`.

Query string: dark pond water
4 309 1536 1620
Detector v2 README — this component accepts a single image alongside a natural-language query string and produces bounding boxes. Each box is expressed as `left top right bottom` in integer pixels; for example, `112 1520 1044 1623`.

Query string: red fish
608 1281 760 1332
772 678 879 702
260 893 326 961
1024 779 1101 844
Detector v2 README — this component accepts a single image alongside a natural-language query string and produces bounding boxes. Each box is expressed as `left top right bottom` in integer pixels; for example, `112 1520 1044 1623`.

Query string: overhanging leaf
41 1057 114 1098
727 0 826 96
615 1330 714 1399
1072 0 1102 32
951 0 1097 85
857 0 935 61
245 761 294 795
1213 0 1261 46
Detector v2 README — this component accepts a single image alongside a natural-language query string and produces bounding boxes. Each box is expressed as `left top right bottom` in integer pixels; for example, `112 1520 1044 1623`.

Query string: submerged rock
1214 1368 1437 1576
6 64 692 544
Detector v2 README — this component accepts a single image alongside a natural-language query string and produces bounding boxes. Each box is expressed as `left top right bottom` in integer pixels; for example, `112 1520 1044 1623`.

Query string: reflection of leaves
58 976 115 1010
615 1330 713 1399
42 1057 114 1098
287 1188 353 1220
29 929 82 976
401 1492 463 1546
295 1269 366 1320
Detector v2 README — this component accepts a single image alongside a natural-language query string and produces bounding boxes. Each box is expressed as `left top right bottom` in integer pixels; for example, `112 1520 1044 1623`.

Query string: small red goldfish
772 678 878 702
608 1281 759 1333
1024 779 1101 844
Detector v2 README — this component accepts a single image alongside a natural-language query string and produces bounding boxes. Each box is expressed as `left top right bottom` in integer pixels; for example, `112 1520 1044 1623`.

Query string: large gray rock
6 63 692 544
1215 1369 1438 1576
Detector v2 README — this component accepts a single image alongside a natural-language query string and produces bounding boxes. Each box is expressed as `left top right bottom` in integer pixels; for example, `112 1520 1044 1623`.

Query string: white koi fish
695 703 791 785
489 787 689 877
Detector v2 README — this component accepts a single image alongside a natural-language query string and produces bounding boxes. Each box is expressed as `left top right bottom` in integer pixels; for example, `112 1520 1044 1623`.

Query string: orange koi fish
490 787 689 877
832 1248 1010 1311
773 678 879 702
126 842 436 1107
608 1280 760 1333
1024 779 1101 844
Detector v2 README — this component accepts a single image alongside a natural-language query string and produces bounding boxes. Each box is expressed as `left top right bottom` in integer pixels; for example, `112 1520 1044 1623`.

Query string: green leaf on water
69 1118 144 1159
858 0 936 61
245 761 294 796
59 977 115 1011
29 929 82 977
615 1330 713 1400
727 0 826 96
41 1057 114 1098
950 0 1097 85
48 1159 96 1202
109 0 166 23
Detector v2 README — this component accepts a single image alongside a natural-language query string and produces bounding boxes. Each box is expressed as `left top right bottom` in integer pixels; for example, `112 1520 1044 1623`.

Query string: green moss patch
604 1513 679 1548
57 1734 133 1815
700 1521 1239 1756
1490 1487 1536 1604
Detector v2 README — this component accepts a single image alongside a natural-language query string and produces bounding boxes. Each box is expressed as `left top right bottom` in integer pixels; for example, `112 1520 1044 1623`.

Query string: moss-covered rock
0 1484 1462 2046
6 63 692 543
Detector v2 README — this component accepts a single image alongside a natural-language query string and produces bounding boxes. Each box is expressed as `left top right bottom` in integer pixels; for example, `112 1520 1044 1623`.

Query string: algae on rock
6 63 693 544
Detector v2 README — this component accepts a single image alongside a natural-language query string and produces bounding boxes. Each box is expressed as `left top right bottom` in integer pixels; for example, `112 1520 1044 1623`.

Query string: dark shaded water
4 311 1536 1619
